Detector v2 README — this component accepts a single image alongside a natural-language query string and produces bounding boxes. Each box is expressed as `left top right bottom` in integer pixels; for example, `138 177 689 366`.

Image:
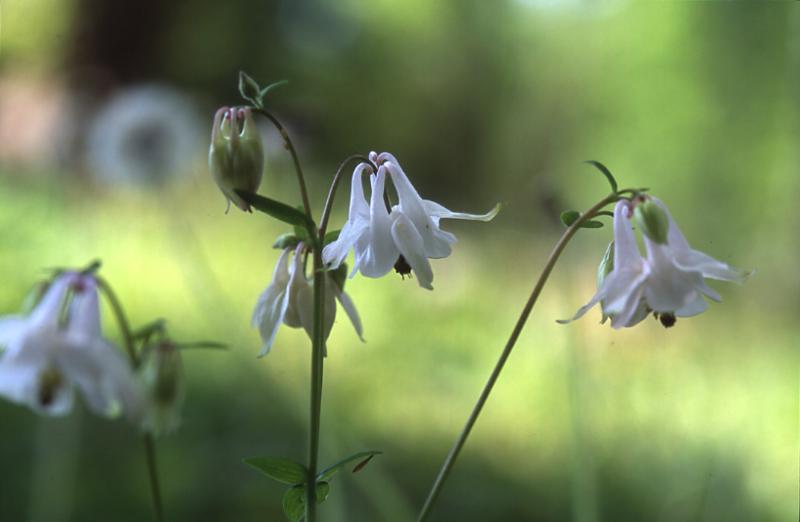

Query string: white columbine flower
252 244 363 357
563 197 750 329
322 151 499 290
0 273 141 418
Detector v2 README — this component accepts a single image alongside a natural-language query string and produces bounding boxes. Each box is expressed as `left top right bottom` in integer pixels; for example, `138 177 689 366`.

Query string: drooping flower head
209 106 265 213
0 272 141 418
138 340 184 435
252 244 363 357
322 151 499 290
562 196 750 329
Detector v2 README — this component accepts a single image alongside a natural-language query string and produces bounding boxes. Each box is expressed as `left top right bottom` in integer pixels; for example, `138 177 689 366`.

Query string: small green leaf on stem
238 71 262 107
560 210 604 229
560 210 580 227
243 456 308 485
282 486 305 522
260 80 289 99
281 482 331 522
317 450 382 482
274 233 302 250
584 160 618 194
235 190 314 229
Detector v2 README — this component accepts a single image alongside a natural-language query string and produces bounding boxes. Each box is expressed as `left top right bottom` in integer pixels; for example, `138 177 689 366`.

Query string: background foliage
0 1 797 520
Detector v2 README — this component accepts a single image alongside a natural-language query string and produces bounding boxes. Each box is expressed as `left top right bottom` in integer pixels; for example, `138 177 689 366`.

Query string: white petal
674 249 751 284
335 289 364 341
252 249 292 356
357 166 398 278
644 241 704 312
612 200 642 271
322 218 367 269
284 245 311 329
0 316 25 349
67 277 103 342
675 294 709 317
557 287 607 324
386 162 454 259
28 273 73 328
422 200 500 222
390 213 434 290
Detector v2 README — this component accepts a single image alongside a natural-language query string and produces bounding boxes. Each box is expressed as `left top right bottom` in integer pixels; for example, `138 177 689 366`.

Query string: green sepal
242 456 308 485
560 210 604 229
584 160 618 193
274 233 302 250
633 199 669 244
317 450 382 482
235 190 314 229
238 71 263 108
293 224 311 242
281 482 331 522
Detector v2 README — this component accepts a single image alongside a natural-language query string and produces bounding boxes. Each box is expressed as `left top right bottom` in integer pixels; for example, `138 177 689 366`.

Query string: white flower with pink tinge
323 151 499 290
562 197 751 329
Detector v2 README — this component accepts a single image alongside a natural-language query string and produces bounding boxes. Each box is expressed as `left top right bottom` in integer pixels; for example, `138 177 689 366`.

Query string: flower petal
0 316 25 349
390 213 434 290
422 200 500 222
334 289 364 341
385 162 453 259
252 249 292 356
674 249 751 284
356 167 398 278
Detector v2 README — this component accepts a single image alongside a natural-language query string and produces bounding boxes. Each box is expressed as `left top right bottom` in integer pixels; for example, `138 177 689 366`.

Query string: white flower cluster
0 272 141 418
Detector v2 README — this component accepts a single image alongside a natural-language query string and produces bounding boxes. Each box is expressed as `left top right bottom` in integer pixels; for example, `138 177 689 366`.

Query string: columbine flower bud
139 341 184 436
633 197 669 245
208 106 264 213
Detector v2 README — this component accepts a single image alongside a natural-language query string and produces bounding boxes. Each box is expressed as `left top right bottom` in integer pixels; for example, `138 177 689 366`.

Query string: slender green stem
306 247 326 522
143 434 165 522
417 190 633 521
254 108 316 236
97 278 165 522
318 154 377 241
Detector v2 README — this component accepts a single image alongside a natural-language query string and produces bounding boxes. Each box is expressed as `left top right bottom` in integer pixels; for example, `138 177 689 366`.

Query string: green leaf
317 450 382 482
560 210 604 229
238 71 262 107
584 160 618 193
560 210 580 227
236 190 313 229
175 341 228 351
274 233 302 250
281 482 331 522
322 229 340 246
260 80 289 98
243 456 308 485
282 486 305 522
580 220 604 228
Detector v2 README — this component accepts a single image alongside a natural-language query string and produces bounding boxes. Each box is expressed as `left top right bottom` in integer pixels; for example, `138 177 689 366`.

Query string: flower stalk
416 189 639 521
97 278 165 522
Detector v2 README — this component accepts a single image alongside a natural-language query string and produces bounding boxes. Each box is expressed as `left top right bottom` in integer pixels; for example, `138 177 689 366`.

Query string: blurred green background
1 1 798 520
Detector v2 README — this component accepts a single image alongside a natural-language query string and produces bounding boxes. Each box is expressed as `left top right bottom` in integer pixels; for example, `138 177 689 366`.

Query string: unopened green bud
633 198 669 244
209 106 264 213
139 341 184 436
